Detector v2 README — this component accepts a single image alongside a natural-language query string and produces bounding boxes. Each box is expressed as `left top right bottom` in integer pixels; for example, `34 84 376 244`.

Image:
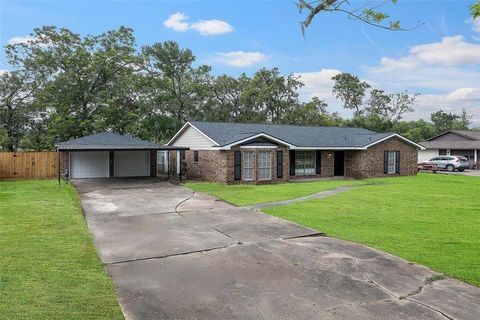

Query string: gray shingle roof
189 121 398 148
56 132 178 150
450 130 480 140
419 141 480 150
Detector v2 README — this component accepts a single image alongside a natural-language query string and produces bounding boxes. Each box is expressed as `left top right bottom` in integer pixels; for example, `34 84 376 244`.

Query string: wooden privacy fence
0 152 58 179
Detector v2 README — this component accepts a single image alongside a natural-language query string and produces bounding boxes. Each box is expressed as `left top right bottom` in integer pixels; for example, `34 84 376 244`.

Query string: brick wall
184 150 228 182
345 137 418 179
183 137 418 183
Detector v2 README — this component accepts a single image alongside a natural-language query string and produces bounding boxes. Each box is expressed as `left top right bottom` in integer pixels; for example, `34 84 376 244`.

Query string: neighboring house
418 130 480 169
167 121 424 183
56 132 186 179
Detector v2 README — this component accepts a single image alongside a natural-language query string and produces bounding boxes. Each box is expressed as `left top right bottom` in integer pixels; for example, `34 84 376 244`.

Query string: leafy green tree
140 41 211 131
392 120 434 142
285 97 343 126
204 74 251 122
363 89 416 132
22 26 138 142
471 1 480 18
243 68 303 124
430 110 461 134
332 73 370 117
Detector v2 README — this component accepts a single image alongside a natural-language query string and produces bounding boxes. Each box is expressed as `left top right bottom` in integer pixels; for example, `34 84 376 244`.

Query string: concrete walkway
245 185 364 210
73 178 480 320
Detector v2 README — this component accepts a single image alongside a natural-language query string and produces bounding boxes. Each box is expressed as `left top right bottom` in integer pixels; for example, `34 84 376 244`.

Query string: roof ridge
190 120 371 131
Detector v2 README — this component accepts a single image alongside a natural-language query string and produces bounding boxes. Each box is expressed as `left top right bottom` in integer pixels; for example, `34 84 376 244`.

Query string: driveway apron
73 178 480 320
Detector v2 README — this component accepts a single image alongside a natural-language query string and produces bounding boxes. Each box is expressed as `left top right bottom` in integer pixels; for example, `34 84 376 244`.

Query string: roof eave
363 133 425 150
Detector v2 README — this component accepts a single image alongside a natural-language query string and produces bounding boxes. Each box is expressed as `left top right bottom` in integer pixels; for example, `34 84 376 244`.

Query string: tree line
0 26 474 151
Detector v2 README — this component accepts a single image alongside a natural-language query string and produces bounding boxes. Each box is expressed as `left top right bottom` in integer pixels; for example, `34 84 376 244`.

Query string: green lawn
0 180 123 320
262 174 480 286
185 179 369 206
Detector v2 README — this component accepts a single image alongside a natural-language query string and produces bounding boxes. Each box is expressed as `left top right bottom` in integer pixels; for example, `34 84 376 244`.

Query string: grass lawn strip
0 180 123 319
185 179 369 206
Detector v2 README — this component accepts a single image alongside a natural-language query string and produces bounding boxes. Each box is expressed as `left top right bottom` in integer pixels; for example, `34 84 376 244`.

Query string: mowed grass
185 179 369 206
0 180 123 320
262 174 480 286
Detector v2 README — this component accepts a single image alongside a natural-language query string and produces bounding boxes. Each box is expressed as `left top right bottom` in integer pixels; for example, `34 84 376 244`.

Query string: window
387 151 396 174
258 151 272 180
194 151 199 163
439 149 447 155
157 151 168 174
295 151 316 175
242 151 254 181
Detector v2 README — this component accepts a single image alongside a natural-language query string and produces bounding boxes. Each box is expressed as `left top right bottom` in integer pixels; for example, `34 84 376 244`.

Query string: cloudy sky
1 0 479 125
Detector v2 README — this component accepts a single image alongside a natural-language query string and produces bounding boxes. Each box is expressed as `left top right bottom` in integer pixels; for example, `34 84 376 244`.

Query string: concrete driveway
74 178 480 320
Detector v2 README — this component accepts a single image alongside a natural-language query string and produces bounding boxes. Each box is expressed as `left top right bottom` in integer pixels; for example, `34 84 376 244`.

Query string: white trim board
167 122 219 147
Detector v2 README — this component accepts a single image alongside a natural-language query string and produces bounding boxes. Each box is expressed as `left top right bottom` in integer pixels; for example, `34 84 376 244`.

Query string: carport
55 132 188 179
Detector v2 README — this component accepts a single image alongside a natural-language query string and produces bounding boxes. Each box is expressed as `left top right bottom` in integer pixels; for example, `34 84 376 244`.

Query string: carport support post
176 150 182 183
109 151 114 178
57 149 61 187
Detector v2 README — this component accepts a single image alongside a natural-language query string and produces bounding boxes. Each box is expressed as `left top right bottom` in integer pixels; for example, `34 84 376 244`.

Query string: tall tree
363 89 416 131
243 68 303 124
285 97 342 126
429 110 469 134
204 74 250 122
23 26 138 142
140 41 211 131
331 73 370 117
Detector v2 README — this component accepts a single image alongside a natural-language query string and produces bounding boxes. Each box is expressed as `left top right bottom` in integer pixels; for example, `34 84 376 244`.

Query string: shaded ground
73 178 480 320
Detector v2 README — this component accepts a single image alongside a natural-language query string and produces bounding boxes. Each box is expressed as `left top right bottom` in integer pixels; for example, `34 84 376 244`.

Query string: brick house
167 121 424 184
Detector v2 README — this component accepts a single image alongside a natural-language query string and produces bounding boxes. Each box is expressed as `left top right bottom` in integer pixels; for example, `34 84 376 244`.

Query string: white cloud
377 36 480 72
7 36 35 45
163 12 233 36
163 12 190 32
410 88 480 124
213 51 267 67
294 69 341 100
190 19 234 36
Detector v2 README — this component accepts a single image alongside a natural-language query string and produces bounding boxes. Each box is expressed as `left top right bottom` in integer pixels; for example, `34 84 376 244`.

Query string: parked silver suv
423 156 470 172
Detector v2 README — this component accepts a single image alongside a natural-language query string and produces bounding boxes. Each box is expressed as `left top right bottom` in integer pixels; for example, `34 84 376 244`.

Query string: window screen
258 151 272 180
387 151 396 174
242 151 254 181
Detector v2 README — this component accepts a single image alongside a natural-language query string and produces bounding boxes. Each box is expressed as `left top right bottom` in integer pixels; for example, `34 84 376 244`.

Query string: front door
334 151 345 176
